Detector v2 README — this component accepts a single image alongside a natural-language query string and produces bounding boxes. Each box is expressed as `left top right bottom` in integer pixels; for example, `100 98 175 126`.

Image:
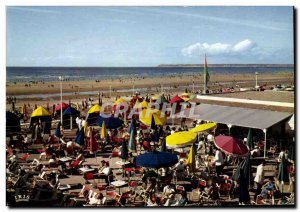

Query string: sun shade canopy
177 104 292 130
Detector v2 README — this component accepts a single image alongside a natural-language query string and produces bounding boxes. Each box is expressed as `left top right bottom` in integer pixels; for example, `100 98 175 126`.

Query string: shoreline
6 72 294 96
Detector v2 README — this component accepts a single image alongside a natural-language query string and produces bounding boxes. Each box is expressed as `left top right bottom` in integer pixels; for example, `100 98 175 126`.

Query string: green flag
203 55 210 88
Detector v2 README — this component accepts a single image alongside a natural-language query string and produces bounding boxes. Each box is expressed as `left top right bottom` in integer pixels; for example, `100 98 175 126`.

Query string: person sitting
163 193 177 206
146 193 158 207
48 155 57 167
172 192 188 206
163 183 175 198
98 162 113 184
145 178 157 195
88 192 106 206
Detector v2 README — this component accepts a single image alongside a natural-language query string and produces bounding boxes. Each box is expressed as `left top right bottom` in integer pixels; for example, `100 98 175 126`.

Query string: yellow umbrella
114 97 127 105
166 131 197 148
139 109 166 126
139 100 148 109
88 104 101 114
31 106 51 117
190 122 217 133
181 97 190 102
101 121 107 139
181 92 190 97
83 121 88 136
187 144 196 172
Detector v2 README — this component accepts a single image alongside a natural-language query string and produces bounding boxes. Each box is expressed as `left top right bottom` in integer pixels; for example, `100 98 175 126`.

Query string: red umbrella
214 135 249 157
169 95 184 104
55 102 69 111
89 132 98 153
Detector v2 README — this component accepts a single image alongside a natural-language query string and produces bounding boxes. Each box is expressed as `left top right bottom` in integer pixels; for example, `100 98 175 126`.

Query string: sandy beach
6 71 294 109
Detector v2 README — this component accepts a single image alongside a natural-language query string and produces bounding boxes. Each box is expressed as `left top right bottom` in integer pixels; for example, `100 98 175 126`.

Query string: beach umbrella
181 92 190 98
128 126 137 151
63 106 80 116
31 106 51 117
55 121 62 138
6 111 21 134
86 104 102 125
277 155 290 184
113 98 128 111
136 151 178 169
30 106 52 129
150 114 157 130
127 117 136 134
233 155 252 187
161 137 167 152
187 144 196 172
214 135 249 157
120 140 129 161
96 115 124 129
139 109 166 126
190 122 217 133
100 121 107 139
246 128 254 151
63 106 80 129
83 120 88 136
89 131 98 153
169 95 184 104
136 100 148 109
166 131 197 148
75 128 85 146
55 102 69 112
87 104 101 114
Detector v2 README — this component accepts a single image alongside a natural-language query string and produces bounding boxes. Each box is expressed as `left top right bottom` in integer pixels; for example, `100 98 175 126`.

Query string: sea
6 65 294 83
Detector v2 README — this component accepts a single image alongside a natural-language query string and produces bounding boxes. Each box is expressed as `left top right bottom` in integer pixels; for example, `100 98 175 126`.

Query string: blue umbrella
136 151 178 169
63 106 80 116
55 121 61 138
96 115 124 129
121 140 129 160
75 128 85 146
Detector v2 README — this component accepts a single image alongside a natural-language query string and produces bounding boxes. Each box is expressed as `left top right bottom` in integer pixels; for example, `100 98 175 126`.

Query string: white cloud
232 39 256 52
181 39 257 57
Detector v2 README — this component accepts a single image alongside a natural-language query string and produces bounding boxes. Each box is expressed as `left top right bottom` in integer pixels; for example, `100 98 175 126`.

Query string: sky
6 6 294 67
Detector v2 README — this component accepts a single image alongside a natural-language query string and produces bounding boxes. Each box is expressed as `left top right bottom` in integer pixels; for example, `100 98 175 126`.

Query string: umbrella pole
70 116 73 130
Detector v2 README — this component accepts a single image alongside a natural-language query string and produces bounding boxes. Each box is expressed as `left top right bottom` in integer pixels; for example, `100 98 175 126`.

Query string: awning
177 104 293 130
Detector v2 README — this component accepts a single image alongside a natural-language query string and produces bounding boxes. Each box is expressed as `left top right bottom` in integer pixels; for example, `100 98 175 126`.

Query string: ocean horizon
6 65 294 83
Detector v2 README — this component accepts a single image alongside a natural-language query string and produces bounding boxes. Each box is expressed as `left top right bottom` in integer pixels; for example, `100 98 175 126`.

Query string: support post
227 124 232 136
70 116 73 130
263 129 267 158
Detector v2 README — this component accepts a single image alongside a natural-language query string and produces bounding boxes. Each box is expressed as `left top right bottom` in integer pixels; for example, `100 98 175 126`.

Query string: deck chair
18 153 30 162
105 185 117 205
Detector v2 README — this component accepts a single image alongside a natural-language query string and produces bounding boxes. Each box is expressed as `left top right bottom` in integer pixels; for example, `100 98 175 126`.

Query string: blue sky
6 6 294 67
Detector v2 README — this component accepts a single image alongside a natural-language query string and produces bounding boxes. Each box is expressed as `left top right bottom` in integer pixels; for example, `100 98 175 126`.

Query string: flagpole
203 54 207 94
